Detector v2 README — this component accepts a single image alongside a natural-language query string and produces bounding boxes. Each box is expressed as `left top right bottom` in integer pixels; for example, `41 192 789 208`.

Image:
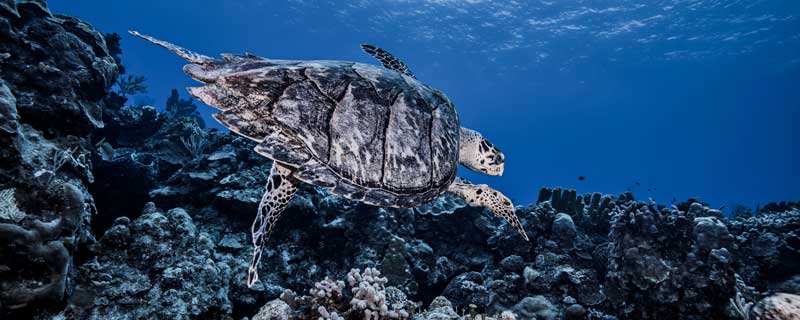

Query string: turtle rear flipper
187 85 242 111
254 125 313 166
129 30 216 65
130 31 255 84
360 44 415 78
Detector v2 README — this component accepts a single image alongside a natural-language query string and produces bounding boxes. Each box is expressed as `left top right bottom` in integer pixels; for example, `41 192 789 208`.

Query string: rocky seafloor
1 1 799 319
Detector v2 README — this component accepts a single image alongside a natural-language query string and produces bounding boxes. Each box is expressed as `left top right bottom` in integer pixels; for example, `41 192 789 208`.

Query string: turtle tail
128 30 217 65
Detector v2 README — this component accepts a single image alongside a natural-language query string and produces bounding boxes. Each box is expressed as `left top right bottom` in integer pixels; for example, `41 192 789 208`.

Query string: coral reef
0 0 117 131
0 0 116 317
604 202 736 318
272 268 413 319
729 209 800 295
0 1 798 319
64 203 232 320
0 184 87 312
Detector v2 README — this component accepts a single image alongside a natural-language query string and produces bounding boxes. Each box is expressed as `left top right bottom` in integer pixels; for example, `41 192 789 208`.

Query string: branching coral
347 268 410 319
311 277 346 320
729 291 753 320
0 188 25 222
278 268 412 320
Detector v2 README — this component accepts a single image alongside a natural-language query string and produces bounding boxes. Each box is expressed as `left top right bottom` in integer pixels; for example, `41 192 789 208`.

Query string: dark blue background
49 0 800 210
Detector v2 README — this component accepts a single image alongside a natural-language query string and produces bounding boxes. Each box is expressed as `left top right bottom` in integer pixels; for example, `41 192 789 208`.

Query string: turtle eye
495 153 505 164
490 154 502 165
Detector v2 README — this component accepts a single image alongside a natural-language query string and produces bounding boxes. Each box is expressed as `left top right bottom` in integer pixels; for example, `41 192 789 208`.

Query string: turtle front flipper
248 163 299 287
447 178 529 241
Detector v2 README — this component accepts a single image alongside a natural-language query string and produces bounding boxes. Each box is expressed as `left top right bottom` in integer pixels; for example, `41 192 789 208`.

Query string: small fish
578 176 586 181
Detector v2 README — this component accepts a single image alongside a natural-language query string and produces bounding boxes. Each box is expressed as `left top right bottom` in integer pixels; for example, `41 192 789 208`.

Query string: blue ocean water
50 0 799 210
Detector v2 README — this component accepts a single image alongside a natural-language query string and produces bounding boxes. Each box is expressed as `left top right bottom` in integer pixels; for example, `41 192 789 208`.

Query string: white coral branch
0 188 25 222
730 291 753 320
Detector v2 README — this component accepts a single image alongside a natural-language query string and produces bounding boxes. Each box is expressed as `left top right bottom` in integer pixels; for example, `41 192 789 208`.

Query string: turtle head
459 127 505 176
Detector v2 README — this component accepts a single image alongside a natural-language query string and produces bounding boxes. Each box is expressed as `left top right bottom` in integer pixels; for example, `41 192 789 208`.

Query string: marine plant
114 74 147 98
104 32 125 74
33 146 81 186
165 88 205 127
180 123 209 159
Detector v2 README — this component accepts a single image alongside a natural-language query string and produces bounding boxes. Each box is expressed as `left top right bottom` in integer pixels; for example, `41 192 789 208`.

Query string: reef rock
252 299 291 320
0 184 88 313
730 209 800 293
514 296 558 320
605 200 737 318
0 0 117 316
0 0 118 131
65 203 233 319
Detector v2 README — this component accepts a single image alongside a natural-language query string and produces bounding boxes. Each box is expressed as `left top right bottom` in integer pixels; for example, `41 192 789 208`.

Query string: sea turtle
130 31 529 287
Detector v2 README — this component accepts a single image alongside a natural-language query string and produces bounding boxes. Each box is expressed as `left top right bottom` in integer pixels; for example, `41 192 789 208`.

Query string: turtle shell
190 57 460 208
